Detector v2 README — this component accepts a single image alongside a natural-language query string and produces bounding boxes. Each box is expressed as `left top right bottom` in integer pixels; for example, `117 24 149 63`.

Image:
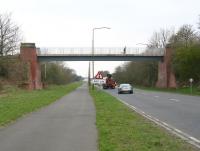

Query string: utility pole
88 61 91 86
44 63 47 80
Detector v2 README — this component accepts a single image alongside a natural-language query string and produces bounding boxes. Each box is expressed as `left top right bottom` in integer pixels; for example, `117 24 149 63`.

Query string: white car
118 84 133 94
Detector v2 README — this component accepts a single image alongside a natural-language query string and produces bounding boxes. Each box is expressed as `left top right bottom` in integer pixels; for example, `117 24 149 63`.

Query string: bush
197 85 200 92
0 56 28 83
172 44 200 83
41 62 82 85
0 81 2 91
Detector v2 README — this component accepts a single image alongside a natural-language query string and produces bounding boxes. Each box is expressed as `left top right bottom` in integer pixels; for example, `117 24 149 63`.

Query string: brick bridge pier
20 43 42 89
156 45 177 88
20 43 176 90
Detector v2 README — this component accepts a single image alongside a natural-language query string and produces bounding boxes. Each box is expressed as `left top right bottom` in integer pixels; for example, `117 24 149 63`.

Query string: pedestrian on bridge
123 46 126 54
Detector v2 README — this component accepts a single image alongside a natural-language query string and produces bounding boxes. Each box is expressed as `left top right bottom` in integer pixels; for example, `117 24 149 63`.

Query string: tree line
113 16 200 87
0 13 82 90
40 62 82 85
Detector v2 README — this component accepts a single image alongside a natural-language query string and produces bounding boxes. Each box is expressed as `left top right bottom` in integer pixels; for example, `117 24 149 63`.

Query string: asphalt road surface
0 84 97 151
105 88 200 140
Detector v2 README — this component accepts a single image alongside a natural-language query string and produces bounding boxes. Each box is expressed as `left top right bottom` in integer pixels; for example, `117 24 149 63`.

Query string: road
0 84 97 151
105 88 200 141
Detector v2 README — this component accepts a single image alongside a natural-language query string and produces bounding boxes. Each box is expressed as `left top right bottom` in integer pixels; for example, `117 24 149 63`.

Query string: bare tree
170 24 198 48
0 13 21 56
148 31 161 48
197 15 200 41
148 28 174 48
99 70 110 77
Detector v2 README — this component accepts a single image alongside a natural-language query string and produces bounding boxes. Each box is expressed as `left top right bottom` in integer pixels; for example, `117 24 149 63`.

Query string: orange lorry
102 74 116 89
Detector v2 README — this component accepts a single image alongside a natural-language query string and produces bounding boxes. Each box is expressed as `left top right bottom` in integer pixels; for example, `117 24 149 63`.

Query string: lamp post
88 61 91 86
92 27 111 90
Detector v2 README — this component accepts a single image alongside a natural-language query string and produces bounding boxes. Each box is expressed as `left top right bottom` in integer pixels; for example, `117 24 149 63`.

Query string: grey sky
1 0 200 77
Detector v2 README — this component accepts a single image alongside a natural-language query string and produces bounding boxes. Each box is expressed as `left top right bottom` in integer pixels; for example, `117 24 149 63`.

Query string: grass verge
90 88 198 151
0 82 82 126
136 86 200 96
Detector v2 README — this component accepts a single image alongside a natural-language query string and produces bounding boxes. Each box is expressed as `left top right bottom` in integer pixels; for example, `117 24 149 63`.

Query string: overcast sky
1 0 200 77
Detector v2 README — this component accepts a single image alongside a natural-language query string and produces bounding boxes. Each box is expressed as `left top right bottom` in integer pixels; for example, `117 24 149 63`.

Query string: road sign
92 79 106 84
189 78 193 83
95 71 103 79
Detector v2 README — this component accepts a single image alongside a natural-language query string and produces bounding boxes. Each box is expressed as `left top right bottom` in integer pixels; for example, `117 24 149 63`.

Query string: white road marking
117 98 200 149
163 122 169 126
131 106 136 109
165 127 171 131
146 115 152 118
174 128 183 133
190 137 200 143
154 96 159 98
169 98 180 102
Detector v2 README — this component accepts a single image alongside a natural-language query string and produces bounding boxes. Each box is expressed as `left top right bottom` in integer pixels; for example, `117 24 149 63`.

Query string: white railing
37 47 165 56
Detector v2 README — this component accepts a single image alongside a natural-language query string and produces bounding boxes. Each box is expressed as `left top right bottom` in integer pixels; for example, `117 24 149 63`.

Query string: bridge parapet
37 47 165 56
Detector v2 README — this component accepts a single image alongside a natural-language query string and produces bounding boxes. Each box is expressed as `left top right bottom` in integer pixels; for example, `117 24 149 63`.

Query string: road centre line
169 98 180 102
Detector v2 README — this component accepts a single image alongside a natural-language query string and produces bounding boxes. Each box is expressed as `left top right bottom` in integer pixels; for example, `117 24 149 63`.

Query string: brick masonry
20 43 42 90
156 46 177 88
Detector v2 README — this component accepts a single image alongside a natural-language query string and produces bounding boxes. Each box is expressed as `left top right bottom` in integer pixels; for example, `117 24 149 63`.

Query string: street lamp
91 27 111 90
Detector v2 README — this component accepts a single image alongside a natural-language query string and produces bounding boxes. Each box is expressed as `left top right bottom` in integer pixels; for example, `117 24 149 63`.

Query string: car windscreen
120 84 131 87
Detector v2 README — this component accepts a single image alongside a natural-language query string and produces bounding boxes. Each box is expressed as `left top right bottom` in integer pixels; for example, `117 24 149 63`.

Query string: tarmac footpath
0 83 98 151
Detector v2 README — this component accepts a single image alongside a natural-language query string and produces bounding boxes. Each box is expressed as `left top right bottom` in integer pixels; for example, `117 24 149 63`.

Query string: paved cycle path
0 83 97 151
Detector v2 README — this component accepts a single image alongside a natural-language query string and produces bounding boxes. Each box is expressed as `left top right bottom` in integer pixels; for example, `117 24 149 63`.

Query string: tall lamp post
92 27 111 90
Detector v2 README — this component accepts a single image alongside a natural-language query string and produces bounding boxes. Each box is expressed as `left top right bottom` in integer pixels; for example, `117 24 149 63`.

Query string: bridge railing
37 47 165 56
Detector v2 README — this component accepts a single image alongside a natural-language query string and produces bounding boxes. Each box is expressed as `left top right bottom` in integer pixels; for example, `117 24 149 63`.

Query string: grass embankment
136 86 200 96
0 82 82 126
90 88 198 151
